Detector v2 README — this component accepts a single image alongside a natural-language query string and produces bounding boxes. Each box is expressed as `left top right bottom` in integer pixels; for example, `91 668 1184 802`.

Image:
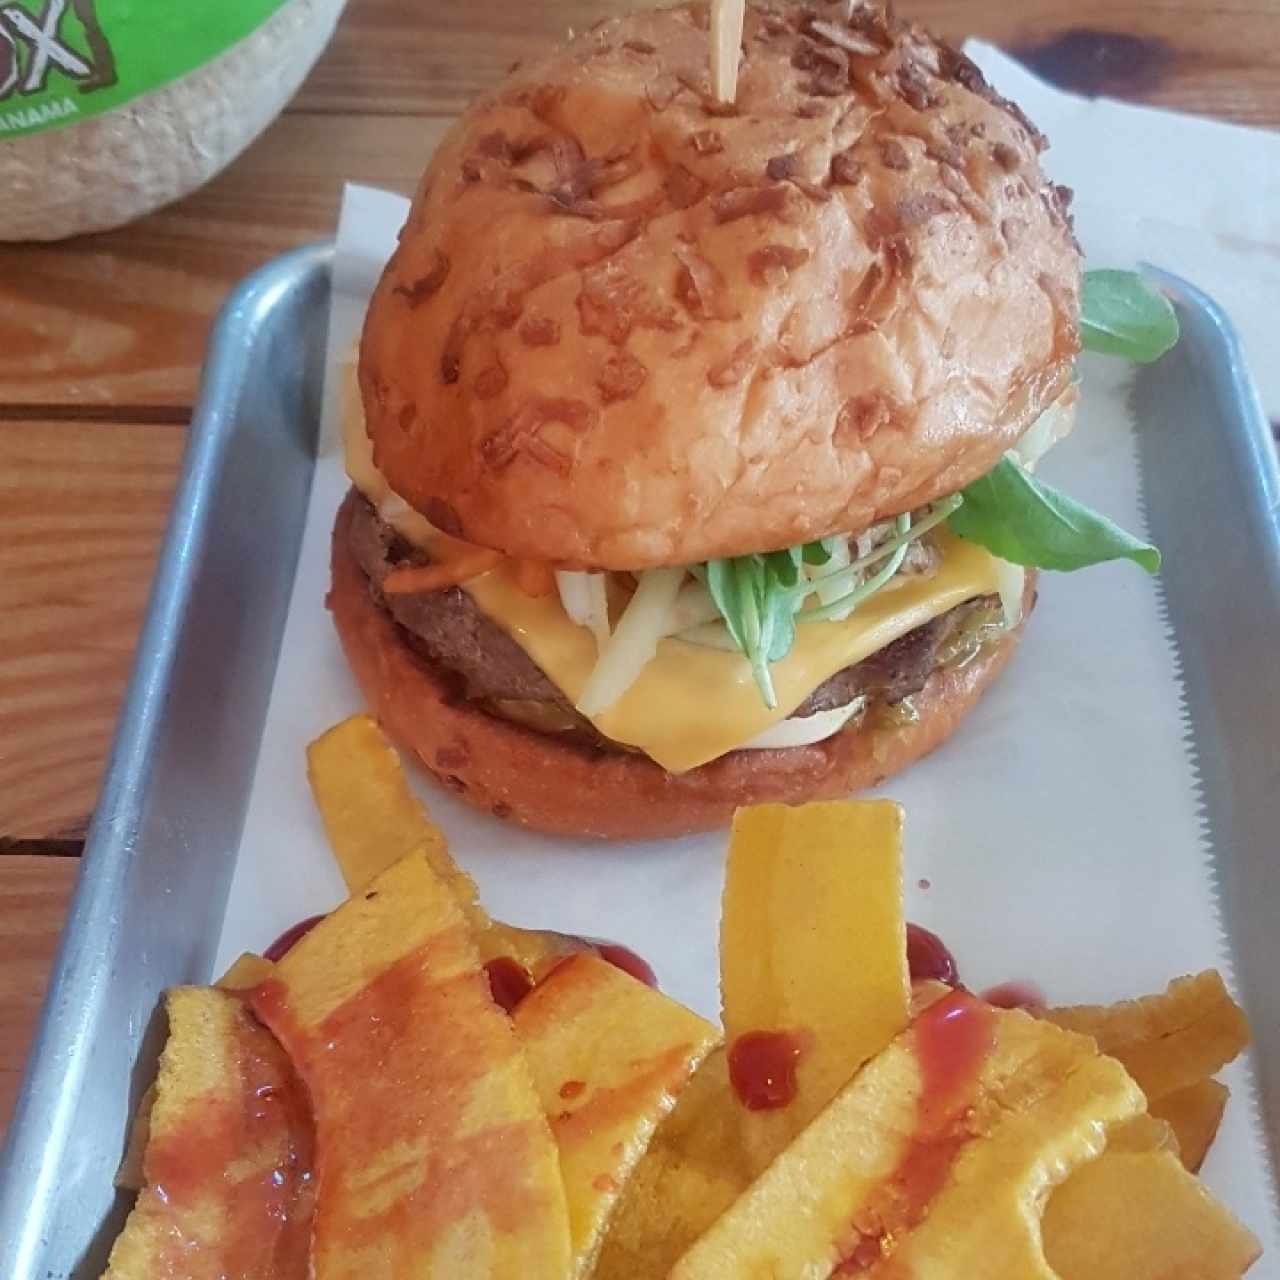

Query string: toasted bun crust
360 2 1080 570
329 492 1033 838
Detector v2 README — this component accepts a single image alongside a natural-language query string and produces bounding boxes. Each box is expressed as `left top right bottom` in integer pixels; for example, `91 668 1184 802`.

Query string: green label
0 0 292 141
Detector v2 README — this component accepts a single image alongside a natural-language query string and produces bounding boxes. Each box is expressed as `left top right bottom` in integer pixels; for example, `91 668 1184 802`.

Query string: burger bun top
360 2 1080 569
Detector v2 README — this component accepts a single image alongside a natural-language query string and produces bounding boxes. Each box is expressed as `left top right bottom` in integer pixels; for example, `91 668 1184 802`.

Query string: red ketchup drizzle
727 1030 809 1111
981 981 1046 1013
835 989 996 1274
484 956 535 1014
264 913 327 963
905 923 959 985
145 1005 314 1275
254 942 547 1255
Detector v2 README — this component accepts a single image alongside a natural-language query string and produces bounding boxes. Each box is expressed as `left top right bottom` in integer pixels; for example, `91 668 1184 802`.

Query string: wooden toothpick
710 0 746 105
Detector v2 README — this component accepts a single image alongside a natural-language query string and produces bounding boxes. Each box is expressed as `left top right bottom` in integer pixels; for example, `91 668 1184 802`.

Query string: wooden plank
0 114 445 411
296 0 1280 127
0 422 185 841
0 857 79 1141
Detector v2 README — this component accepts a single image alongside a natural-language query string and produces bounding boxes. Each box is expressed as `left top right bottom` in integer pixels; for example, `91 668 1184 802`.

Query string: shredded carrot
383 549 502 595
512 559 557 598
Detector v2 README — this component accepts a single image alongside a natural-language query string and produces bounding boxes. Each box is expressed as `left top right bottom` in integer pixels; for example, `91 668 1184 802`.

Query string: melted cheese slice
342 374 1000 773
466 532 998 772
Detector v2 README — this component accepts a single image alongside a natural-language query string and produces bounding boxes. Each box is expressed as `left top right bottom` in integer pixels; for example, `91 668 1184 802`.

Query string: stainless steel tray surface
1 247 1276 1277
0 243 330 1280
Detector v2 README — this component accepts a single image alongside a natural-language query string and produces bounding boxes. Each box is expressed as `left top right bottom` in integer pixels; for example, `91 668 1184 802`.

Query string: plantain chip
1105 1112 1180 1156
1043 970 1250 1100
478 920 595 976
306 713 483 917
1043 1146 1260 1278
216 951 276 992
250 852 572 1279
102 987 313 1279
592 1049 751 1280
671 1001 1143 1279
720 801 910 1175
113 1083 156 1195
1150 1077 1230 1173
513 952 719 1275
308 715 600 980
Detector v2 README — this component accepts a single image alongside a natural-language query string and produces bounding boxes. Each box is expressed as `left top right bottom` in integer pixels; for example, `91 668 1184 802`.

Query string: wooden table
1 0 1276 1137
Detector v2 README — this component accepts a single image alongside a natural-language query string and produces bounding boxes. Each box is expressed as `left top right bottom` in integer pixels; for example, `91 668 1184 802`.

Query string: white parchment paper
215 49 1280 1252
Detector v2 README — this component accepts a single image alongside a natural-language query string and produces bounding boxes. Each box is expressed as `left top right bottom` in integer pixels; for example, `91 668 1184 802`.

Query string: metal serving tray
0 246 1275 1278
0 244 330 1279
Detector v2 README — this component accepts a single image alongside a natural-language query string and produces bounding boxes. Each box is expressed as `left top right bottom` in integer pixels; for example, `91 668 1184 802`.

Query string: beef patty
346 493 1002 751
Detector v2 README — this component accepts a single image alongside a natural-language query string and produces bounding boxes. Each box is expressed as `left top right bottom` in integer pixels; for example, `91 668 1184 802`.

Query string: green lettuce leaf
1081 269 1179 363
949 457 1160 574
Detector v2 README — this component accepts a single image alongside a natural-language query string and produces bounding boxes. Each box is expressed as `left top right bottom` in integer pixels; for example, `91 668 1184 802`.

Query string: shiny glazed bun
360 1 1080 570
330 492 1035 838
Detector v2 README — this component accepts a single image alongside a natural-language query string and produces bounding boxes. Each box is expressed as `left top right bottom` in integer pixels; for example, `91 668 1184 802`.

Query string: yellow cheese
343 383 1000 772
466 532 998 772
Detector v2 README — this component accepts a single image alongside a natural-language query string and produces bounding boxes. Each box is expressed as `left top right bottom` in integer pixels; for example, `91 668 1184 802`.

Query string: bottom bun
329 492 1032 840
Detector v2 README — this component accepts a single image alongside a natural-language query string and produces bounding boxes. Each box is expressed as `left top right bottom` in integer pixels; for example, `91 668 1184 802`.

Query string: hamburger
333 1 1171 838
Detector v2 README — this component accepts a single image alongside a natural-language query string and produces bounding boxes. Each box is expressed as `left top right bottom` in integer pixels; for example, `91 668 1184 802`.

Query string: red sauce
727 1030 809 1111
981 981 1046 1013
485 956 535 1014
559 1079 586 1101
253 926 562 1268
142 994 314 1277
912 989 995 1129
905 923 959 985
264 913 327 963
834 989 995 1274
550 1042 700 1154
591 941 658 989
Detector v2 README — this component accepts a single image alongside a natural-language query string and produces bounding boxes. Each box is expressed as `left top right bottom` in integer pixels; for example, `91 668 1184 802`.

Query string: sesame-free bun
329 491 1034 839
360 2 1080 570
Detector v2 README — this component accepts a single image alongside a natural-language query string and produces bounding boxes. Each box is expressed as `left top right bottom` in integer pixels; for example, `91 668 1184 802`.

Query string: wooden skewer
710 0 746 105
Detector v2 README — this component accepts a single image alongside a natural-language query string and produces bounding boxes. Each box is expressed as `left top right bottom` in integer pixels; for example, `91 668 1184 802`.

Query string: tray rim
1136 262 1280 1188
1142 262 1280 507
